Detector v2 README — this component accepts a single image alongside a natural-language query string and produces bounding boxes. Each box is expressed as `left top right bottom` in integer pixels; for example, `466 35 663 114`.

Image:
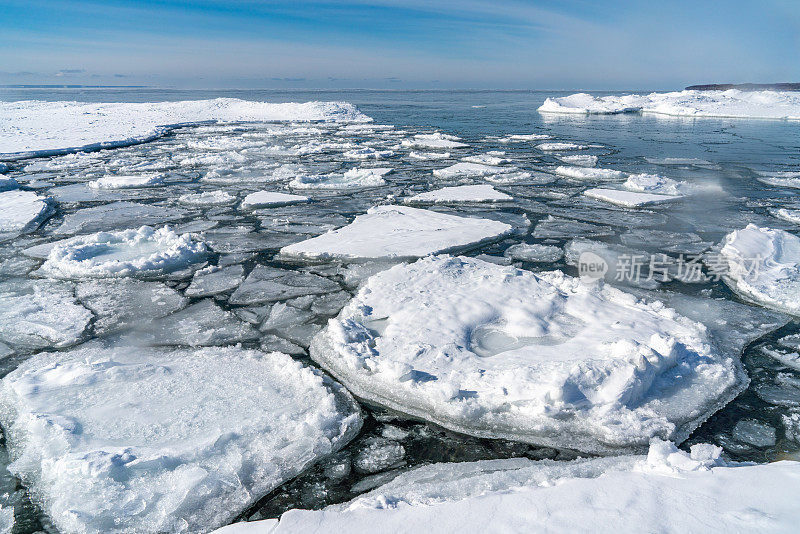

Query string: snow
432 162 505 179
280 206 513 262
0 279 92 351
554 166 626 181
536 142 588 151
557 154 597 167
0 190 52 234
310 255 744 453
401 133 468 149
290 167 391 190
0 99 372 159
39 226 208 279
88 173 164 190
216 440 800 534
718 224 800 315
0 345 362 533
583 188 682 207
241 191 309 209
406 185 512 204
539 89 800 120
178 191 237 206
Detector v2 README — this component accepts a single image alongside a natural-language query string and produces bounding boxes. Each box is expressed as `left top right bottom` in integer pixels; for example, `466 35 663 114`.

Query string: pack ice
310 255 745 453
539 89 800 120
280 206 513 262
0 345 362 533
718 224 800 315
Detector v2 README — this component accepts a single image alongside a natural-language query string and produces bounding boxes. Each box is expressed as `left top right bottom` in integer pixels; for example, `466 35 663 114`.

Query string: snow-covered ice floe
554 166 625 181
88 173 164 190
0 176 18 191
39 226 208 279
0 190 52 236
309 255 746 453
557 154 597 167
405 185 512 204
432 162 507 179
216 440 800 534
539 89 800 120
178 191 237 206
504 243 563 263
583 188 682 207
0 99 372 159
241 191 309 209
718 224 800 315
536 142 588 151
408 151 450 161
290 167 391 190
0 345 362 533
401 133 468 149
280 206 513 262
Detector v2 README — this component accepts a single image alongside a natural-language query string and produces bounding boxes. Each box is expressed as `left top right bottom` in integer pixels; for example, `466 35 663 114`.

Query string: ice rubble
88 174 165 190
343 147 394 159
310 255 745 453
553 166 625 181
583 188 682 207
0 345 363 533
178 191 237 206
539 89 800 120
241 191 309 209
289 168 392 190
718 224 800 315
217 440 800 534
0 190 52 235
405 185 512 204
280 206 513 262
0 99 371 158
39 226 208 279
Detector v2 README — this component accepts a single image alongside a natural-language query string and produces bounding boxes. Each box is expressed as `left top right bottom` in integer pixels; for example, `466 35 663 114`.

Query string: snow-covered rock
0 190 52 235
88 173 164 189
0 345 362 533
583 188 682 207
280 206 513 262
310 255 744 453
718 224 800 315
539 89 800 120
554 166 626 181
241 191 309 209
405 185 512 204
39 226 208 279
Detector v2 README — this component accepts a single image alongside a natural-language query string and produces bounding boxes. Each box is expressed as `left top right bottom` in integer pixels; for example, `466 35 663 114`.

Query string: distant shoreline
686 83 800 91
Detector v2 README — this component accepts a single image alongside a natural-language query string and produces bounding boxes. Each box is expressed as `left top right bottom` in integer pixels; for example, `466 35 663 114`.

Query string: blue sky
2 0 799 89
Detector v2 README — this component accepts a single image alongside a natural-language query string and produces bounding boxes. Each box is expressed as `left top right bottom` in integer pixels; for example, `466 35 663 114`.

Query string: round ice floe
39 226 208 279
718 224 800 315
311 255 743 453
0 190 52 234
88 173 164 189
0 345 362 533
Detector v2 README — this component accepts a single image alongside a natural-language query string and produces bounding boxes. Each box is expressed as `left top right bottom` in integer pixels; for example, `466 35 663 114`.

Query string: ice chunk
498 133 551 142
401 133 468 149
408 151 450 160
76 279 187 335
432 162 506 179
40 226 208 279
504 243 563 263
352 438 406 474
533 216 614 239
310 255 742 453
88 173 164 189
536 142 588 151
280 206 513 261
583 188 682 207
0 176 18 191
343 147 394 159
405 185 512 204
290 168 391 190
185 264 245 297
461 154 510 165
241 191 309 209
732 419 777 447
0 190 52 234
718 224 800 315
623 173 685 195
539 89 800 119
229 265 340 305
0 345 362 533
0 279 92 351
557 154 597 167
554 166 626 181
178 191 237 206
55 201 184 235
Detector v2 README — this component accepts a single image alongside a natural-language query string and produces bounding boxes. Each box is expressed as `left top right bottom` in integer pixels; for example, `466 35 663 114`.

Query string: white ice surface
0 345 362 533
401 133 468 149
556 154 597 167
39 226 208 279
536 142 588 151
0 190 52 234
432 162 506 179
771 208 800 224
241 191 309 209
539 90 800 120
504 243 563 263
622 173 686 195
178 191 237 206
280 206 512 262
554 166 625 181
405 185 512 204
310 255 744 453
88 174 164 190
290 167 391 190
0 99 371 158
583 188 682 207
719 224 800 315
408 151 451 160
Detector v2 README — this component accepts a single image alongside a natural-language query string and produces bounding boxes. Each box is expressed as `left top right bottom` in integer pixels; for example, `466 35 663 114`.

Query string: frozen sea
1 88 800 532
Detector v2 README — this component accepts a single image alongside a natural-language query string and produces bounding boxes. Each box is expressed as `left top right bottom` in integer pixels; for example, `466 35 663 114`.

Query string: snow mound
0 190 52 235
290 168 391 190
88 173 164 190
178 191 237 206
0 99 372 159
0 345 362 533
584 188 682 207
241 191 309 209
40 226 208 279
310 255 743 453
718 224 800 315
539 90 800 120
554 166 626 181
280 206 512 262
406 185 512 204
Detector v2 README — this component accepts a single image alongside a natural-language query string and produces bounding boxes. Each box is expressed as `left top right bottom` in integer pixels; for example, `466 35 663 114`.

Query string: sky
1 0 799 90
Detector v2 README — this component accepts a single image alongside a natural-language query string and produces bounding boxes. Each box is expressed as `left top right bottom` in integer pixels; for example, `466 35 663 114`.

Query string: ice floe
88 173 165 189
229 265 341 305
55 201 184 235
0 190 52 235
408 151 451 160
178 191 237 206
718 224 800 315
536 142 588 151
40 226 208 279
622 172 686 195
280 206 513 261
310 255 744 453
185 264 245 297
401 133 468 149
557 154 597 167
1 99 371 158
241 191 309 209
290 168 391 190
405 185 512 204
498 133 551 143
539 89 800 120
770 208 800 224
583 188 682 207
343 147 394 160
757 171 800 189
554 166 626 181
0 345 362 533
504 243 563 263
0 176 18 191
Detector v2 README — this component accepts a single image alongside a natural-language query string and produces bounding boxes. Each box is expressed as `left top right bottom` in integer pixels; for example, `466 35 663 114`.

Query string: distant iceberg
539 90 800 120
0 98 372 159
